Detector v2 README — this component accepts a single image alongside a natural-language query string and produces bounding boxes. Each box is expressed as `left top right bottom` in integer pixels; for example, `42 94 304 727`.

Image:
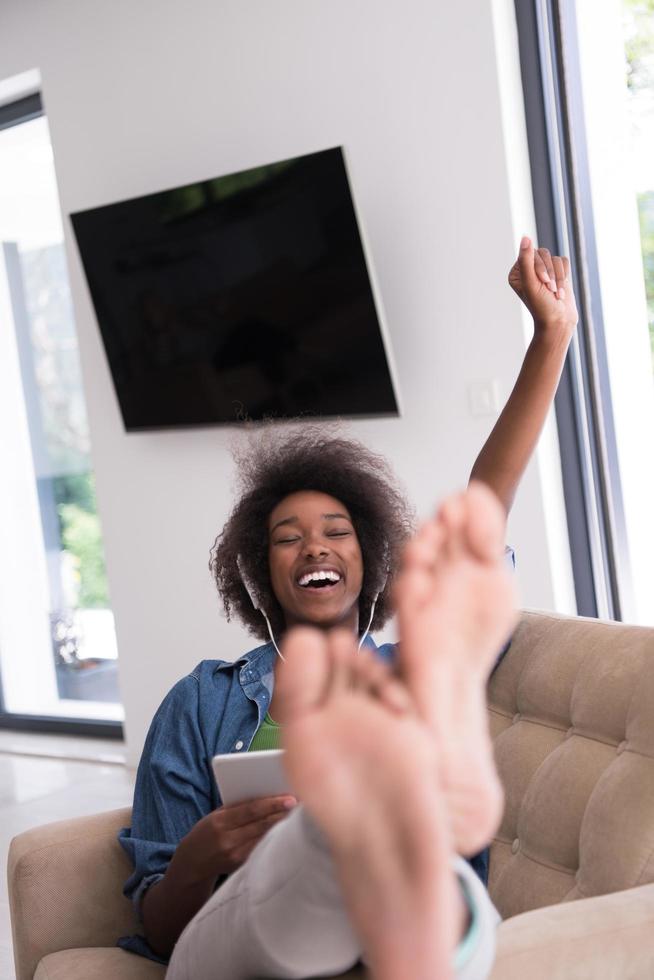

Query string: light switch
468 380 500 417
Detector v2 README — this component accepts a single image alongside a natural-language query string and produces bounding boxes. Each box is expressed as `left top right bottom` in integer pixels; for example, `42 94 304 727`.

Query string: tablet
212 748 291 806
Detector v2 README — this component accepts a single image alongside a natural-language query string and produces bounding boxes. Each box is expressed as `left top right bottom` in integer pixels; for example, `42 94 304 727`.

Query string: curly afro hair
210 424 415 642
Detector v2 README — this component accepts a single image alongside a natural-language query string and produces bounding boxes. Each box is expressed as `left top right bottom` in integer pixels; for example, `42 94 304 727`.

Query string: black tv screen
70 147 399 430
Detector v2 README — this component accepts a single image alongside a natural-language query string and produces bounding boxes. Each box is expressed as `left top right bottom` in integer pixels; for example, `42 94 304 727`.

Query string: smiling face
268 490 364 633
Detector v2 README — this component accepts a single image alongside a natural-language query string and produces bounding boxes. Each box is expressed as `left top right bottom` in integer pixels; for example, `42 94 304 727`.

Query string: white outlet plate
468 380 501 417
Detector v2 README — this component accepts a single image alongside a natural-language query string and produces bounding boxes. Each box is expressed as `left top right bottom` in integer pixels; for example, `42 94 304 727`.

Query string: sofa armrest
491 882 654 979
8 807 138 980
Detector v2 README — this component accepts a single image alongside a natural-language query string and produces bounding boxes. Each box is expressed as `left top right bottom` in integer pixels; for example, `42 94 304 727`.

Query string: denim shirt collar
214 632 381 693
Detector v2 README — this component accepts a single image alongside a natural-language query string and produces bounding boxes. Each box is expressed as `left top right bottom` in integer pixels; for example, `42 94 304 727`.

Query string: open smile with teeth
297 570 342 589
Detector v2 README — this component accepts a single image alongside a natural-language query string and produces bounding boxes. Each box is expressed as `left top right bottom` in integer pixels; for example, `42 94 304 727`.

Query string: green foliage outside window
637 191 654 366
624 0 654 94
624 0 654 367
53 471 110 609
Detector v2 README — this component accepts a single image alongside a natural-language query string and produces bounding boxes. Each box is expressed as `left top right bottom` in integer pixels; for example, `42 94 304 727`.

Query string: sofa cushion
488 611 654 919
490 881 654 979
8 808 140 980
33 947 366 980
34 948 166 980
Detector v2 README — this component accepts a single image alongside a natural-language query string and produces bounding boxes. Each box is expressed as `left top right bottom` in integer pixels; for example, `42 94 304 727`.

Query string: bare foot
277 627 459 980
394 481 517 855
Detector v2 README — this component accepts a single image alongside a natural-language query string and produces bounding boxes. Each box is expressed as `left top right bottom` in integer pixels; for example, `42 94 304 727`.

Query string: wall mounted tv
70 147 399 431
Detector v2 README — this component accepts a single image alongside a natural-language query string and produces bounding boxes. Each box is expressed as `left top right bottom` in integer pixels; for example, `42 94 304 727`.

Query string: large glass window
572 0 654 625
0 96 123 726
515 0 654 626
623 0 654 370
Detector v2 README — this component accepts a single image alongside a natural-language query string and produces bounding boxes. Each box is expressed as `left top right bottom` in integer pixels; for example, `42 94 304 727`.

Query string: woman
118 238 578 976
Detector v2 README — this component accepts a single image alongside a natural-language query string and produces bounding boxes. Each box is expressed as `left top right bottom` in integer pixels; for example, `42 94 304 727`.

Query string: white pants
166 806 499 980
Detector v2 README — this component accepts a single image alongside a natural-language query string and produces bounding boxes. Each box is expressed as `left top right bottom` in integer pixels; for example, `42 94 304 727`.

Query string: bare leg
277 627 457 980
276 483 516 979
394 480 517 855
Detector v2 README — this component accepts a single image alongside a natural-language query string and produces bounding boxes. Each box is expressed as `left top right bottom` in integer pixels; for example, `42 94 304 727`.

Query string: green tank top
248 712 281 752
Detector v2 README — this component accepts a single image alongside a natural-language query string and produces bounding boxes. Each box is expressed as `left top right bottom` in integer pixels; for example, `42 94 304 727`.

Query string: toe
437 492 467 563
464 482 506 561
325 629 359 697
438 492 466 534
376 673 414 715
352 650 412 714
394 523 444 611
276 626 332 725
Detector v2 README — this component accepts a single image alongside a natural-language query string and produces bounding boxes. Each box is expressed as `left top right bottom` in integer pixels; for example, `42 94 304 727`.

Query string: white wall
0 0 574 766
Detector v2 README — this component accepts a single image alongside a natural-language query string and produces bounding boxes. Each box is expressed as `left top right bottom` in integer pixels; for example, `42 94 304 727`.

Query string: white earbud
358 592 379 650
357 563 390 650
237 556 285 661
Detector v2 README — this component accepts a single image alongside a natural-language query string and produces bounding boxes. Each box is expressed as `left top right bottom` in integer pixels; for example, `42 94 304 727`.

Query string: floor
0 731 135 979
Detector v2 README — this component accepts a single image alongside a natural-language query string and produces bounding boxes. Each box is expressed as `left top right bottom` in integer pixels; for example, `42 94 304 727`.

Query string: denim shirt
118 546 514 963
117 637 395 962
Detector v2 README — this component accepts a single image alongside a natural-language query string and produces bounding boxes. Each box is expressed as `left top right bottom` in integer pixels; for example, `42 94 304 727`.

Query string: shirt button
235 740 244 751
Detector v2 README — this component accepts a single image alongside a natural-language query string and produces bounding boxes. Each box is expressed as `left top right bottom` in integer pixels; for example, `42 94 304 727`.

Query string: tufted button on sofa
8 611 654 979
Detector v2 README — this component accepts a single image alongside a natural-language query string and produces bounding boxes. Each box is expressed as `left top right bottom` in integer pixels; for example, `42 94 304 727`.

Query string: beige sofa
8 611 654 979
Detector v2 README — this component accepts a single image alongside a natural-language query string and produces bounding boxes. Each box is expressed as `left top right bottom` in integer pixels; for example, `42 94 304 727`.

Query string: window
515 0 654 625
0 87 123 733
573 0 654 626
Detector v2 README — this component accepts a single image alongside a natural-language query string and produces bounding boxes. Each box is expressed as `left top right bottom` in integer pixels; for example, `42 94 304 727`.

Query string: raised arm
469 236 578 515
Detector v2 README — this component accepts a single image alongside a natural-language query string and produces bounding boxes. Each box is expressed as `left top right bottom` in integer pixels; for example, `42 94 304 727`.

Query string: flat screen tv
70 147 399 430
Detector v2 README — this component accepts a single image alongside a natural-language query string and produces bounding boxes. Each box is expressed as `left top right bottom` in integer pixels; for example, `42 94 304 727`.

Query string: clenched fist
508 236 578 337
